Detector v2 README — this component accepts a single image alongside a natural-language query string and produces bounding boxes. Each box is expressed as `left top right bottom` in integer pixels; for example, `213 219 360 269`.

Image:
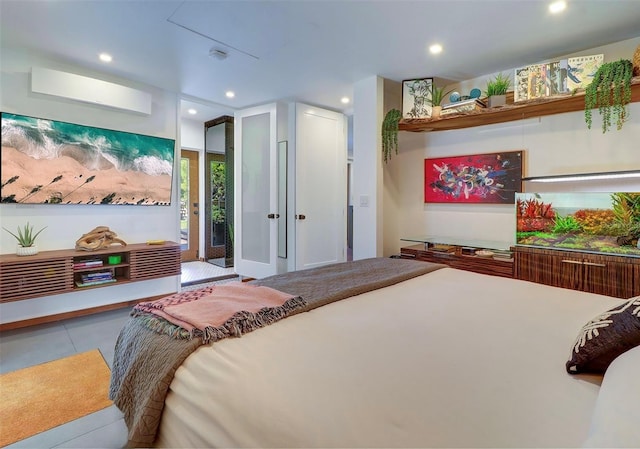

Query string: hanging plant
584 59 633 133
382 108 402 163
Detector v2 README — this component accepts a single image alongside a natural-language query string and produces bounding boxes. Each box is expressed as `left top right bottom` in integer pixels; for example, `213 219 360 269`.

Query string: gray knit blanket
109 257 445 447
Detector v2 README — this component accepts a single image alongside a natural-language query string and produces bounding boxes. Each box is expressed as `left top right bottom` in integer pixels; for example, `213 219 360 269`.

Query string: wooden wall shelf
399 78 640 133
0 242 181 303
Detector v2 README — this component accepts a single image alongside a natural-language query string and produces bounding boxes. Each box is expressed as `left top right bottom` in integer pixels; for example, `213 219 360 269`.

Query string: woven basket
634 45 640 77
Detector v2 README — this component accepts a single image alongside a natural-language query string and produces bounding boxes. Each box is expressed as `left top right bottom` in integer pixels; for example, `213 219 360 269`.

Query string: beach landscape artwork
424 151 522 204
1 113 175 205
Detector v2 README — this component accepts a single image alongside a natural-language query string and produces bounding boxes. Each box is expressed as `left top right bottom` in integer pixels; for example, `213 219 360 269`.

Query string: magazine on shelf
545 60 569 96
527 64 547 99
514 66 530 102
567 54 603 91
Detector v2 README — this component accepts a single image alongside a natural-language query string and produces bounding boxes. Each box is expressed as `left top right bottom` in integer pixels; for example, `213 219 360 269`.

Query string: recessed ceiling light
225 91 235 98
341 97 350 104
429 44 443 55
99 53 112 63
187 108 197 115
549 1 566 14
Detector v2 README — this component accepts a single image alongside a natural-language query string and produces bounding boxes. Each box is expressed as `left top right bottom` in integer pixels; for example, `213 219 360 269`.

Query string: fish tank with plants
515 192 640 257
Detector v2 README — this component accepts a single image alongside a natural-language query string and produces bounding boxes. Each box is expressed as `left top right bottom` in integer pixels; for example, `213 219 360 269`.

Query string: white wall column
353 76 384 259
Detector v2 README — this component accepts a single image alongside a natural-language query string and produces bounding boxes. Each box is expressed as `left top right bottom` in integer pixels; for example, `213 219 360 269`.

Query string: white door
294 104 347 270
234 104 279 278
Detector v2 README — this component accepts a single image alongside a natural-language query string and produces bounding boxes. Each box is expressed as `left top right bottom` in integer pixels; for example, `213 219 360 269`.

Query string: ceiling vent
209 48 228 60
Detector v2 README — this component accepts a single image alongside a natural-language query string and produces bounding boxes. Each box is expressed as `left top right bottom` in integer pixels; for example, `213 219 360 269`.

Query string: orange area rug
0 349 113 446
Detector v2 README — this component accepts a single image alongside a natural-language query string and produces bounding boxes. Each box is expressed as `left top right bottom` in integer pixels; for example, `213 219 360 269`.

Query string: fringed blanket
133 283 305 343
109 257 445 447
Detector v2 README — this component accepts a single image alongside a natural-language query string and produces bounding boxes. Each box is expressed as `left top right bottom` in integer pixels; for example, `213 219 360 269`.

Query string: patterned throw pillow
566 296 640 374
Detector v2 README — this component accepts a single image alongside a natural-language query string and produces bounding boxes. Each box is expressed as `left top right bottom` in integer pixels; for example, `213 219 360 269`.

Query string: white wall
0 51 181 323
352 76 384 259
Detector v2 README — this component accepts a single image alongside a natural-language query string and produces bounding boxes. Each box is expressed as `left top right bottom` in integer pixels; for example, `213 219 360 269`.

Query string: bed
109 258 640 448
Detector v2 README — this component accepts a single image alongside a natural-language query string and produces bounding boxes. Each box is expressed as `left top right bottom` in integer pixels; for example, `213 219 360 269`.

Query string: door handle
193 210 199 215
267 213 280 219
296 214 306 220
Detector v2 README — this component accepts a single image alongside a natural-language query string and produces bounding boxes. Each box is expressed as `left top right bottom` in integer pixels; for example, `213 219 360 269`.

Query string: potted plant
382 108 401 163
3 222 47 256
485 72 511 107
584 59 633 133
430 85 454 118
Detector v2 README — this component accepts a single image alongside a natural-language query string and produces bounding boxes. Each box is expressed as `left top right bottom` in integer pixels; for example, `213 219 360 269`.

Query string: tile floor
0 262 237 448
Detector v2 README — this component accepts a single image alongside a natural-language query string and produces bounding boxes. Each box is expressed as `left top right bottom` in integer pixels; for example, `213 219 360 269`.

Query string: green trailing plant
584 59 633 133
3 222 47 247
485 72 511 97
431 85 454 106
382 108 402 163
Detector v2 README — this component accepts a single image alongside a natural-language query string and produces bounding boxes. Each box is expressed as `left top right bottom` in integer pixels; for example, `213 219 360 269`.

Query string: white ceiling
1 1 639 122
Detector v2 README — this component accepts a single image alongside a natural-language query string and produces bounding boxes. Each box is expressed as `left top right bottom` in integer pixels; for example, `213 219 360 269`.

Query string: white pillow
582 344 640 448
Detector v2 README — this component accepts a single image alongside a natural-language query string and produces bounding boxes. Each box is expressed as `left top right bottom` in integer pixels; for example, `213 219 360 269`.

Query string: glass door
207 153 226 261
180 149 199 261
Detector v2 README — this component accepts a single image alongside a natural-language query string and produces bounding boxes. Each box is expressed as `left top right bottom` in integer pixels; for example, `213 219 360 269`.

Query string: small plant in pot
3 222 47 256
485 72 511 107
430 85 454 118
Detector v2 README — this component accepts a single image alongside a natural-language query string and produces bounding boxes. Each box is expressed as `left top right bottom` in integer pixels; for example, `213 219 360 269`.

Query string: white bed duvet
155 267 630 448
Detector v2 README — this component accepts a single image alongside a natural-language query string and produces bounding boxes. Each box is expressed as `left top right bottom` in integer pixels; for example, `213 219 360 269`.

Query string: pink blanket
134 282 305 343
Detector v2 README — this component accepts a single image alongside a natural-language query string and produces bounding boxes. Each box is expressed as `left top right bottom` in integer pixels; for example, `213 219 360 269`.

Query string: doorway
180 149 199 261
204 116 234 267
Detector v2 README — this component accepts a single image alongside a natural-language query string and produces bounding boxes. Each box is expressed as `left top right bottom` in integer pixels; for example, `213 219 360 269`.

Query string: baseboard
0 292 175 332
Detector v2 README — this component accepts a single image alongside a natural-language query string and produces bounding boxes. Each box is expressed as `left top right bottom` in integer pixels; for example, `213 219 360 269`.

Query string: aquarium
516 192 640 256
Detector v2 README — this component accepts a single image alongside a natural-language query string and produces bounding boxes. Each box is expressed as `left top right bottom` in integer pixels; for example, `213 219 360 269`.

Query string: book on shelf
81 272 113 281
567 54 603 91
440 98 486 116
73 259 103 269
76 278 117 287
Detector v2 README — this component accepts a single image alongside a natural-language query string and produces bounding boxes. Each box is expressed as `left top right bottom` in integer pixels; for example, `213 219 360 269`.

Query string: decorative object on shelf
485 72 511 107
3 222 46 256
584 59 633 133
75 226 127 251
382 109 402 163
402 78 433 119
424 150 523 204
430 85 454 118
634 45 640 76
475 250 494 258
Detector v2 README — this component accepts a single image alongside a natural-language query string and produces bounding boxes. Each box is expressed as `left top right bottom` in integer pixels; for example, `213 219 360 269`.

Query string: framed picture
424 150 523 204
1 112 175 206
402 78 433 119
